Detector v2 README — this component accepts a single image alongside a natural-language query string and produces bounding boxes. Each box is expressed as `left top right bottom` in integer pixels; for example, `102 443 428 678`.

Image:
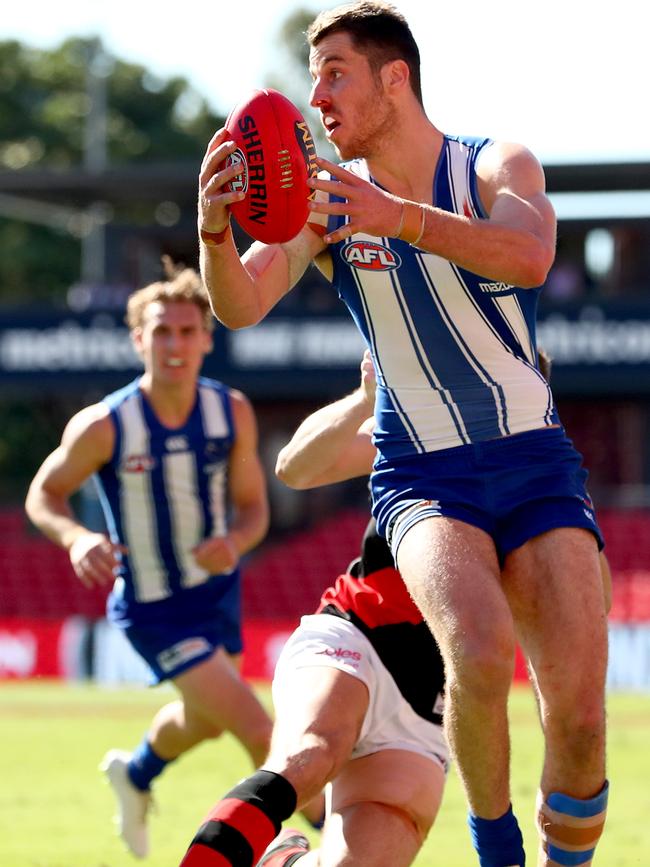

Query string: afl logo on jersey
341 241 401 271
123 454 156 473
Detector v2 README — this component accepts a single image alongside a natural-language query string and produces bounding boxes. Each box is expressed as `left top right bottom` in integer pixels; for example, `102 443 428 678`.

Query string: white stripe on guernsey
419 255 510 437
199 385 229 438
447 142 544 405
446 143 531 368
444 265 552 427
118 396 169 602
348 158 370 182
447 140 484 219
492 293 536 363
444 144 512 433
163 451 209 589
208 463 228 539
199 383 231 544
350 237 468 450
430 258 553 435
479 290 554 424
447 141 470 216
351 264 424 452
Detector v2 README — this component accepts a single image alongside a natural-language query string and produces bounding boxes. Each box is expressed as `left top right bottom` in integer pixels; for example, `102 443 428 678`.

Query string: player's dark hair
126 267 215 333
307 1 423 106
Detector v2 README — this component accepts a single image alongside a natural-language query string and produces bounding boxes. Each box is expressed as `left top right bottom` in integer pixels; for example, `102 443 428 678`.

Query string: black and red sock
179 770 298 867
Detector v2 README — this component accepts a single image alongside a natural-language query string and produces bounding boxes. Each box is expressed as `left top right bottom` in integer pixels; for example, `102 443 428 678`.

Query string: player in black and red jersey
179 351 449 867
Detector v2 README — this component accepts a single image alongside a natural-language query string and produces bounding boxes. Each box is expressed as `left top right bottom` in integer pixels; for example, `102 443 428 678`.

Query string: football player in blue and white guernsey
26 268 323 857
196 3 609 866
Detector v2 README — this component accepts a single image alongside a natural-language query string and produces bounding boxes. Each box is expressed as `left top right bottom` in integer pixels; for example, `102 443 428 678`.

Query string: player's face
309 32 397 161
134 301 212 385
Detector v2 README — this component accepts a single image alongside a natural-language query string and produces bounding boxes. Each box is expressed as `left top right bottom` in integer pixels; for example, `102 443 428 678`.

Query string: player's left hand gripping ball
220 89 318 244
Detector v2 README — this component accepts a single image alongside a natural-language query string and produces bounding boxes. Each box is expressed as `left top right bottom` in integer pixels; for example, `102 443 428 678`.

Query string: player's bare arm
225 390 270 552
198 129 326 329
276 350 377 489
308 145 556 288
25 404 126 588
194 389 269 573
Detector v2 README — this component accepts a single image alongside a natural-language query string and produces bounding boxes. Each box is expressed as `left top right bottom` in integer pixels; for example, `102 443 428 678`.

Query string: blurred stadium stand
2 507 650 623
0 509 107 619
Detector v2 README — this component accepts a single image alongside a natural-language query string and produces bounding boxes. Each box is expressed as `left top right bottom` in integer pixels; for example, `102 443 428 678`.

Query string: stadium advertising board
2 304 650 397
1 617 649 689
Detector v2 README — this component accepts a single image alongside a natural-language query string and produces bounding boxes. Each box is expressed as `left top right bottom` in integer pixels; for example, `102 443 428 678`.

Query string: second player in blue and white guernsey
196 3 609 865
26 269 322 857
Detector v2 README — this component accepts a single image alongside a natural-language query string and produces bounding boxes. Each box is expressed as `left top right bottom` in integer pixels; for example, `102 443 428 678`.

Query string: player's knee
448 630 516 699
546 704 606 762
545 678 605 733
268 730 349 797
299 731 349 781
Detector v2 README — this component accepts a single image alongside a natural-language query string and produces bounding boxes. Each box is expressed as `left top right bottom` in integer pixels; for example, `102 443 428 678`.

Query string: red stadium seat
242 510 368 619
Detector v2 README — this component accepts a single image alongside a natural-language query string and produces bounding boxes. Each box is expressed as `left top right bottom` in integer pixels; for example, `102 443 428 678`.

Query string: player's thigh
174 647 271 739
502 527 608 693
268 665 369 778
396 515 510 656
324 749 446 864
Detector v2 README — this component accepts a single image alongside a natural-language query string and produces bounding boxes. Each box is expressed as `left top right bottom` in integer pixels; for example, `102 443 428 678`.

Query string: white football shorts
272 613 449 773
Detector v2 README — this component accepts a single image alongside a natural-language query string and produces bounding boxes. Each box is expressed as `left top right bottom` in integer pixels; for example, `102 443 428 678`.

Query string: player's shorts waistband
371 426 603 563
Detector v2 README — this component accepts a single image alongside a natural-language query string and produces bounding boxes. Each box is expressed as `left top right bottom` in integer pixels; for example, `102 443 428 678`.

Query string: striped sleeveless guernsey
95 376 235 619
320 134 558 461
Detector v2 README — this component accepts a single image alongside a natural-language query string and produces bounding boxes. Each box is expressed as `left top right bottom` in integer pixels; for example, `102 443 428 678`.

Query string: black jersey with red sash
316 518 445 726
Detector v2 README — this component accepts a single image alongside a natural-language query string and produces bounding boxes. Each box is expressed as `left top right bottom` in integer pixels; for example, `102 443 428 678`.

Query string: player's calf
179 770 298 866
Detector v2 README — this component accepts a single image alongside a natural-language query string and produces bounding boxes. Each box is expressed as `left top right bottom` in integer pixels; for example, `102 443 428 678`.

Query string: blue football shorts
371 426 603 564
123 580 243 684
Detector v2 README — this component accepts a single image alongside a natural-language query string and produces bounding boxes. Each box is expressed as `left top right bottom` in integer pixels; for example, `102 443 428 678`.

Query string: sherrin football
222 88 318 244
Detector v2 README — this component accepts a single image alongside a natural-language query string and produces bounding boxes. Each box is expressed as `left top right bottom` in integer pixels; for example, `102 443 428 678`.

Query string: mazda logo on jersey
341 241 401 271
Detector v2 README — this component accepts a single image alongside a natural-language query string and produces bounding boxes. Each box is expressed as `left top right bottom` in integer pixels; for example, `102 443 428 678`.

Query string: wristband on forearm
200 223 232 247
398 200 426 246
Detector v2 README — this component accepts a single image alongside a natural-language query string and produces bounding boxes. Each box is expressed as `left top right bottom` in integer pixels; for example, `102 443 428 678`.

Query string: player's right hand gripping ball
221 88 318 244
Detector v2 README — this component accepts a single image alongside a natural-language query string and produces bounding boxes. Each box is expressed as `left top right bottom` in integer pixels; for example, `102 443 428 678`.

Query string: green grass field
1 681 648 866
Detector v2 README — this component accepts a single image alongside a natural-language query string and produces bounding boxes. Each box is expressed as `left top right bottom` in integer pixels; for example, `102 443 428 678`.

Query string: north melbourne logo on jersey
342 241 401 271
